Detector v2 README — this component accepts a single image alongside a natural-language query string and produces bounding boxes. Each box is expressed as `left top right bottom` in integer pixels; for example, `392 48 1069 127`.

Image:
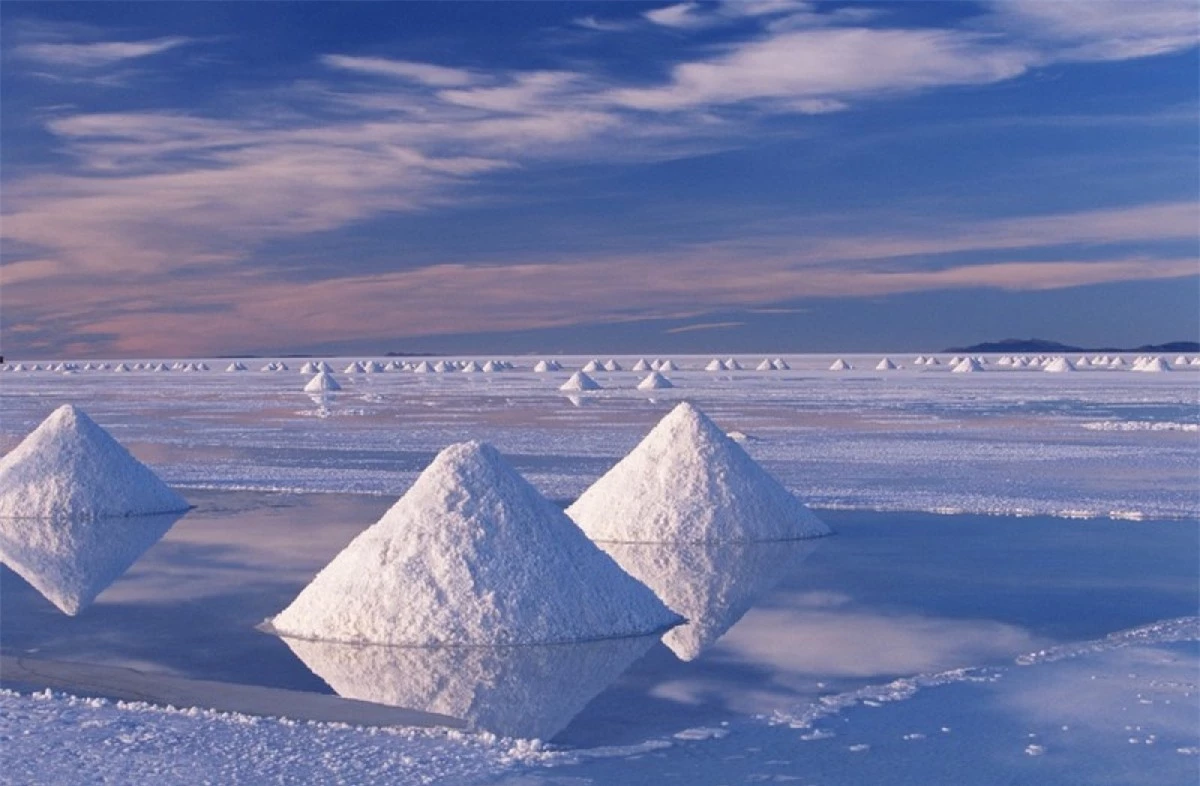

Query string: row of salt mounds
304 371 342 392
225 362 248 372
1042 357 1076 373
0 405 189 614
560 371 601 391
913 356 942 365
268 441 681 645
1133 356 1172 372
567 403 831 543
755 358 790 371
534 359 563 372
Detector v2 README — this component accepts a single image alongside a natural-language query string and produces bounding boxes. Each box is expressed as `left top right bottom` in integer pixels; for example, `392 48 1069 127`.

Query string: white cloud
13 36 191 68
321 54 478 87
991 0 1199 62
609 27 1036 111
644 3 713 30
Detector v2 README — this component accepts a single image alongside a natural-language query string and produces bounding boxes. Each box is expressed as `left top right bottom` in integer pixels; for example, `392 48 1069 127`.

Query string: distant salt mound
705 359 726 372
632 359 651 372
225 362 247 372
952 357 984 373
725 358 742 371
0 405 189 614
567 403 831 543
925 357 941 366
603 359 622 372
772 358 789 370
433 361 452 373
581 360 603 373
659 359 679 372
637 371 674 390
481 360 501 373
1135 357 1171 372
461 360 482 373
299 361 318 374
304 371 342 392
1043 357 1075 373
828 358 851 371
756 359 773 371
1109 357 1125 367
876 357 897 371
560 371 600 392
533 360 553 373
269 441 680 645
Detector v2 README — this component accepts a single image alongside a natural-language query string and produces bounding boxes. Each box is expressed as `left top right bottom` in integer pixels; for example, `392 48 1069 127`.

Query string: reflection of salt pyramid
599 540 817 661
281 633 658 740
0 405 189 614
270 442 680 645
568 403 831 542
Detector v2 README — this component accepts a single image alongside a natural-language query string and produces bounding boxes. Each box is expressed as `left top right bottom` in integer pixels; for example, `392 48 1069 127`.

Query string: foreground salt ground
3 623 1195 786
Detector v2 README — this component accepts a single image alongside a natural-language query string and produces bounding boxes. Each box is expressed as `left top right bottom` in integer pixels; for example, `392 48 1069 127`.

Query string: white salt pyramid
632 358 651 372
269 442 680 645
304 371 342 392
952 357 984 373
1174 355 1189 366
828 358 851 371
344 362 364 374
0 405 189 614
756 359 773 371
581 359 603 373
1191 357 1200 366
926 357 941 366
771 358 789 370
659 359 679 372
604 359 622 372
1109 356 1126 367
637 371 674 390
481 360 501 373
225 362 245 372
560 371 600 392
412 361 433 373
461 361 482 373
533 360 552 373
875 358 897 371
300 361 318 374
433 361 452 373
113 363 130 373
1135 357 1171 372
725 358 742 371
705 359 726 372
1043 357 1075 373
567 403 831 543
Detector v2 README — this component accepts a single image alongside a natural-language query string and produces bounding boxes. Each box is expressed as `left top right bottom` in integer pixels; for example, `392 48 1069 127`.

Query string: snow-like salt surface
270 441 681 645
1042 357 1075 373
567 403 832 542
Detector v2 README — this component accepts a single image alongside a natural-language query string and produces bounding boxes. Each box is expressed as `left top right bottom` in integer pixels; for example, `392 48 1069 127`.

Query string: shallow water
2 491 1194 744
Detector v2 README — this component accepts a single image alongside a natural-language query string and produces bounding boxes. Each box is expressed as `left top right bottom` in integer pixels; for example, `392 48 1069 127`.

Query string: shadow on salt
600 538 820 661
276 633 662 740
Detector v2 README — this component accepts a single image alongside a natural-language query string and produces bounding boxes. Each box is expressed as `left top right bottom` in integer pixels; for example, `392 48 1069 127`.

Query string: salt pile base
567 403 832 543
269 441 681 645
0 405 190 614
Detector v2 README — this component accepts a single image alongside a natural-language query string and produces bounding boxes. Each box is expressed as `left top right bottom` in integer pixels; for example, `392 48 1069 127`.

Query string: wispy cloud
665 321 747 334
13 36 191 68
320 54 478 87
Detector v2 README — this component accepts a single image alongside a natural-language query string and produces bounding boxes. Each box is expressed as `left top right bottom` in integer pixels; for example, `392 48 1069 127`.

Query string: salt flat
0 354 1196 784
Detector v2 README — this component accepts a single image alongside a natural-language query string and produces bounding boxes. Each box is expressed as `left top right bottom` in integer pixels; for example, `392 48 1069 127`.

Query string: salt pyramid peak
876 357 897 371
0 405 189 520
270 441 680 645
637 371 674 390
560 371 600 391
567 403 831 543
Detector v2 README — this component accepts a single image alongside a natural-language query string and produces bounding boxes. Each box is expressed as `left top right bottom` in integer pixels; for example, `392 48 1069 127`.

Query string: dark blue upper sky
1 1 1196 356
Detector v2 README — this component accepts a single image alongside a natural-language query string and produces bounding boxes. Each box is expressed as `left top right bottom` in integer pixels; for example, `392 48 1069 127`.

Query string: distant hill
944 338 1200 353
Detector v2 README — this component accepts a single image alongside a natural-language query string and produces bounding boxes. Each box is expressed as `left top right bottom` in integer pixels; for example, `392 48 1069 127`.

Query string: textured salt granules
567 402 831 543
269 441 681 645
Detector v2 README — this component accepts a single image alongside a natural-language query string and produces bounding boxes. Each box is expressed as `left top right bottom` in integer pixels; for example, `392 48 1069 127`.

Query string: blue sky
1 1 1196 357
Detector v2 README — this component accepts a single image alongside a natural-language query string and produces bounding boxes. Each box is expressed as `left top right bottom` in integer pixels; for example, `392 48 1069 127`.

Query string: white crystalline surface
270 441 681 645
567 403 832 543
1043 357 1075 373
0 405 188 520
560 371 600 392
